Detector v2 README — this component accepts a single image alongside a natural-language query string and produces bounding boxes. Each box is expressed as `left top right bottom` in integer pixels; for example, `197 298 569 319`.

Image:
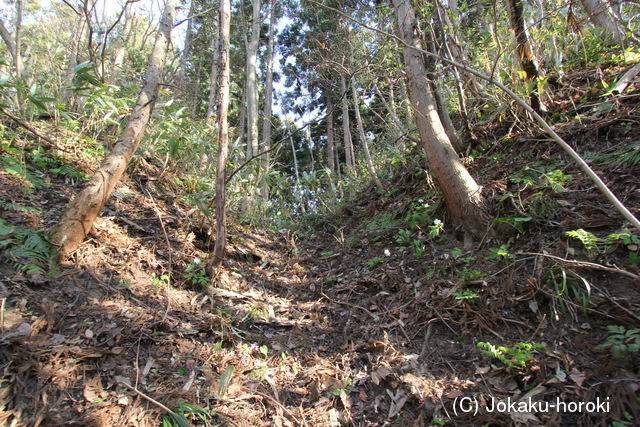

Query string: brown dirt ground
1 64 640 426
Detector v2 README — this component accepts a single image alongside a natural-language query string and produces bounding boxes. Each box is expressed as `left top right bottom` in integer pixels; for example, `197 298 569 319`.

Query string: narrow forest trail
1 65 640 426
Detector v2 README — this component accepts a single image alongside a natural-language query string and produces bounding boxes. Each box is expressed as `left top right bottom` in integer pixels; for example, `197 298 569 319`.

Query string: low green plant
395 229 413 248
459 267 482 283
0 219 51 275
152 274 169 286
491 217 531 233
184 258 209 286
543 169 572 192
161 402 221 427
477 341 546 370
411 239 426 257
428 219 444 238
547 264 592 317
486 243 512 260
405 199 437 229
243 304 268 324
566 229 599 253
595 325 640 359
452 289 479 302
365 257 384 269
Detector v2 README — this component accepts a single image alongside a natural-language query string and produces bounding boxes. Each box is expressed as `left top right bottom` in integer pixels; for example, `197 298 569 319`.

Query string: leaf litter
0 65 639 426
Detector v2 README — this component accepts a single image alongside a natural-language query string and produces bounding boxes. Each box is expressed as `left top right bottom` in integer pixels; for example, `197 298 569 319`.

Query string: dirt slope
1 64 640 426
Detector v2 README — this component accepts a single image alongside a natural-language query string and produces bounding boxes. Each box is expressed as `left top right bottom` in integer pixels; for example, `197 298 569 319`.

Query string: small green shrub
477 341 546 370
595 325 640 359
184 258 209 286
0 219 51 274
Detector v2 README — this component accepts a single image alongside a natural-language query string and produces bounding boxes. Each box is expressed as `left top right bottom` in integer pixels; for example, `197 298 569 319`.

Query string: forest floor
1 64 640 427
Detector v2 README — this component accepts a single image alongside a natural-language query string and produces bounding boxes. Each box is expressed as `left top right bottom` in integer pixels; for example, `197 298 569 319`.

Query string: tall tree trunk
110 1 135 80
340 75 354 171
351 80 384 191
62 14 87 106
207 0 232 275
245 0 261 160
506 0 545 114
50 0 178 258
580 0 622 42
325 89 336 173
178 0 195 90
14 0 25 118
392 0 488 238
290 135 305 213
259 0 277 200
205 28 220 125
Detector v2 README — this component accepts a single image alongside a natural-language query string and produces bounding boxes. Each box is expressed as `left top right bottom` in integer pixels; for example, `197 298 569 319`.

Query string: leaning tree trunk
206 0 232 274
50 0 178 258
392 0 488 239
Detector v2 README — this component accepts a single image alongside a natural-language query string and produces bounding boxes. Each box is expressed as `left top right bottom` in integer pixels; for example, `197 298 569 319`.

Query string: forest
0 0 639 425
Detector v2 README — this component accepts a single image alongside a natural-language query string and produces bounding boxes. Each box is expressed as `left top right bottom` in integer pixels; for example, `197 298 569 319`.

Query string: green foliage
546 264 592 316
184 259 209 286
486 243 511 260
477 342 546 370
161 402 221 427
595 326 640 359
452 289 479 302
566 229 599 252
30 148 89 182
491 217 531 233
1 151 46 192
405 198 438 229
0 219 51 275
509 161 568 192
365 257 384 269
582 141 640 168
411 239 426 257
428 219 444 239
152 274 169 286
395 229 413 248
459 267 482 283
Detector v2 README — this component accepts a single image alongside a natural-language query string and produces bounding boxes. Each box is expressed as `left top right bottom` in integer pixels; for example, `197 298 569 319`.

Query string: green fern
0 219 51 274
0 199 44 215
582 141 640 167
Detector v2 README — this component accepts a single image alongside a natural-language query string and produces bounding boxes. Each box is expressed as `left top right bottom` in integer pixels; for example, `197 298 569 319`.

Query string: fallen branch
614 62 640 94
521 252 640 282
0 107 60 149
117 380 192 427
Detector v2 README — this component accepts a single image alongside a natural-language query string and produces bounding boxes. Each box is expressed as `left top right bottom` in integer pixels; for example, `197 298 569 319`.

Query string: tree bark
207 0 232 274
392 0 487 238
340 75 355 171
580 0 622 42
325 89 336 173
50 0 178 258
506 0 545 114
110 1 136 79
205 27 220 125
14 0 25 118
259 0 277 200
246 0 261 160
178 0 195 90
351 79 384 191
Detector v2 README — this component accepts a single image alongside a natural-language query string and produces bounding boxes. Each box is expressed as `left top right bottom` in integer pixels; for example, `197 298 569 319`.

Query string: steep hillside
1 64 639 426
